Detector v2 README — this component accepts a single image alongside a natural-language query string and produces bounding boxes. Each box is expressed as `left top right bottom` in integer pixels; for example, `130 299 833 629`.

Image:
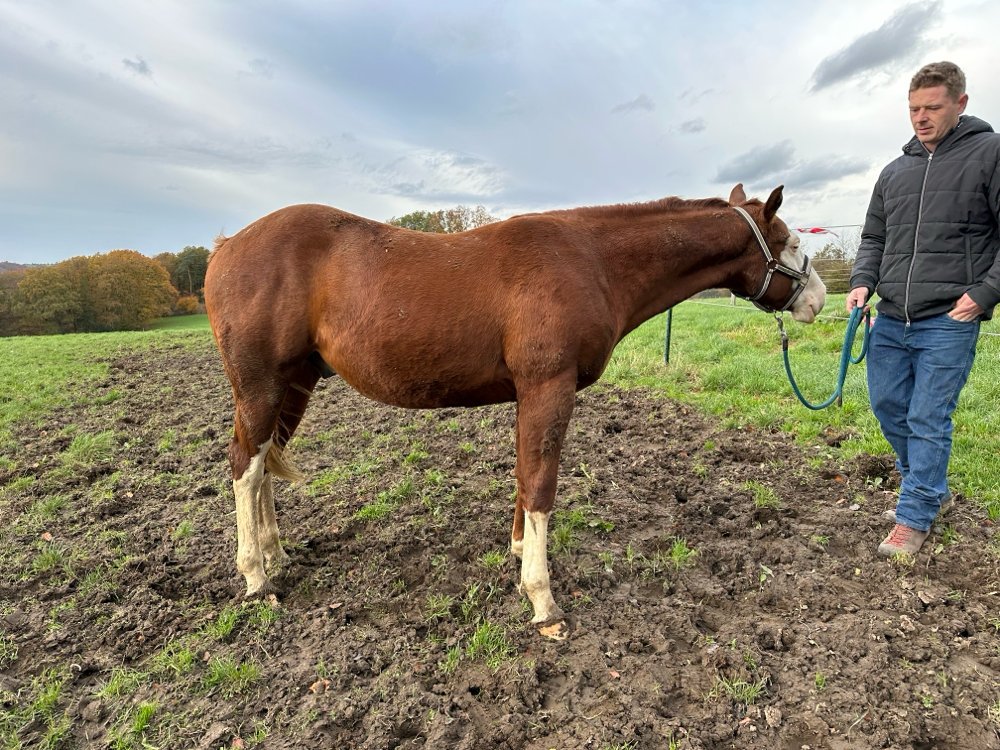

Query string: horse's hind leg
232 434 274 598
257 364 321 568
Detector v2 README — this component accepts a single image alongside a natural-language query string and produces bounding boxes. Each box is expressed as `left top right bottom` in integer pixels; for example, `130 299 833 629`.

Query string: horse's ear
728 183 747 205
763 185 784 223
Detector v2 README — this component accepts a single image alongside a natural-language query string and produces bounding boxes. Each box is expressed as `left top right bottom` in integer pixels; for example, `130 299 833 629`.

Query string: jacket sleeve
850 175 886 295
965 153 1000 311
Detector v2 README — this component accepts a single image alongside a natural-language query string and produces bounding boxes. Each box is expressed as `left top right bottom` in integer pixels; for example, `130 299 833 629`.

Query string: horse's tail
263 371 318 483
209 233 230 265
265 438 305 483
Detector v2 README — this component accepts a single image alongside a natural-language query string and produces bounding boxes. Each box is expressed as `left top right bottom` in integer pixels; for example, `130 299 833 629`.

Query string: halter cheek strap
732 206 813 314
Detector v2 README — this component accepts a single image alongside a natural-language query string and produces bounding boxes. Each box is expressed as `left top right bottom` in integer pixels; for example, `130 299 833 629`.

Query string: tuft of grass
131 701 156 734
201 604 241 640
31 544 70 576
744 480 780 509
30 494 66 519
941 524 962 546
172 519 194 541
439 645 461 675
710 674 769 705
478 549 508 570
404 441 430 464
354 477 415 521
157 429 176 453
465 620 513 671
815 671 827 691
599 551 614 572
424 594 454 622
150 639 196 678
663 536 698 570
62 430 115 466
4 476 35 496
811 534 831 547
0 631 17 670
245 600 282 632
97 667 148 699
203 656 260 697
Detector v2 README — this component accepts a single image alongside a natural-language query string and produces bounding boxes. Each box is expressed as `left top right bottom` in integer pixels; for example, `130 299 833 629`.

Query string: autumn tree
0 269 25 336
175 245 210 296
89 250 177 330
386 205 498 233
12 264 86 334
153 251 180 290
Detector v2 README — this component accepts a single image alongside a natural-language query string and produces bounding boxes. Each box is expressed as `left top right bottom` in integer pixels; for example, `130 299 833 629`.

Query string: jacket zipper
904 148 933 325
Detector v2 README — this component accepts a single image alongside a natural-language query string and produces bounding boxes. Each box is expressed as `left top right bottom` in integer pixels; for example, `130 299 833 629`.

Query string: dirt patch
2 337 999 749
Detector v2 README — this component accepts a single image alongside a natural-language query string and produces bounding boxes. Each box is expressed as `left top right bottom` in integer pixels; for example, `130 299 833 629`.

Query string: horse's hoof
538 621 569 641
510 540 524 558
245 577 277 601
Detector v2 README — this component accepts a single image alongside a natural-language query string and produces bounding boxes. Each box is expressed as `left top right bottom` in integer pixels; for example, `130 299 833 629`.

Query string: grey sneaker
880 494 955 524
877 523 930 557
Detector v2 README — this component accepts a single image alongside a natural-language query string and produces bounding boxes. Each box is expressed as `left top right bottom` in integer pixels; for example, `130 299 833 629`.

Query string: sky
1 0 998 264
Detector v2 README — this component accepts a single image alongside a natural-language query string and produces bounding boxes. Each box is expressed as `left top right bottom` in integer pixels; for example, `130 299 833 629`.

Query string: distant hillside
0 262 27 272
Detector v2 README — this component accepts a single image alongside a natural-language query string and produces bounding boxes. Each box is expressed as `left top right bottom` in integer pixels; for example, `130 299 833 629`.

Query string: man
848 61 1000 557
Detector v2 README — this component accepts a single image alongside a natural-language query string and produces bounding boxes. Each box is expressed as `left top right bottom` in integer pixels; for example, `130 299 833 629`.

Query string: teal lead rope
777 306 871 410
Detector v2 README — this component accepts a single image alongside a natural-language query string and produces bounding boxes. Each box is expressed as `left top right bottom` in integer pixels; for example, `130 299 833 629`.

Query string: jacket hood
902 114 994 156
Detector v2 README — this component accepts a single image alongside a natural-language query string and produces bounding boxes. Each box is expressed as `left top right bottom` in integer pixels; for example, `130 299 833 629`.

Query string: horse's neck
595 211 746 335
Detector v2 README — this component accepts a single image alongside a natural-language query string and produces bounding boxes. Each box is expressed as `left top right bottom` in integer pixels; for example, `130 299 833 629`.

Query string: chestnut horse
204 183 825 636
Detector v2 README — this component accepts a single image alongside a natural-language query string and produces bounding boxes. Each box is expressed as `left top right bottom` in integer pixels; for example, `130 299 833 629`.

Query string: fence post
664 308 673 364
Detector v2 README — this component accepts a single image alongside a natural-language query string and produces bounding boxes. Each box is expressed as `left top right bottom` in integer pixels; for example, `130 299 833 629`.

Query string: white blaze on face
781 234 826 323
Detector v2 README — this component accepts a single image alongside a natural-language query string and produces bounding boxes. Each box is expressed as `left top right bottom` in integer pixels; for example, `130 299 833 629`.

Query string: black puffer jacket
851 115 1000 321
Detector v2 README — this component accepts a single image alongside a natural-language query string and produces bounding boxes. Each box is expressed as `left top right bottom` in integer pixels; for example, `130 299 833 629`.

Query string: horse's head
728 184 826 323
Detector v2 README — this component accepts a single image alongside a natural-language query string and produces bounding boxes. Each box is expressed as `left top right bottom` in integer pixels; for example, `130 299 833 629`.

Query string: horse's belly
340 370 516 409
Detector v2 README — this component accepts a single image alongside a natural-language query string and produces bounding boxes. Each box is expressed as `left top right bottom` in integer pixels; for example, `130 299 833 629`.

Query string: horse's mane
516 195 762 221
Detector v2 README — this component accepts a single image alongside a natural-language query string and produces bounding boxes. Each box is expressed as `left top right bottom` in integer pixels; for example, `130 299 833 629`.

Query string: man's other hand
948 293 984 321
846 287 869 313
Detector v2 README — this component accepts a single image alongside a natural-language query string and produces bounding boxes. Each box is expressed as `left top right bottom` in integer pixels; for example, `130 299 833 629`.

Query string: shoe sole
880 497 955 524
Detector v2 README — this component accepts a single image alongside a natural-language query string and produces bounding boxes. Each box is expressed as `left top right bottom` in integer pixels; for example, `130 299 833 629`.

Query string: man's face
909 85 968 151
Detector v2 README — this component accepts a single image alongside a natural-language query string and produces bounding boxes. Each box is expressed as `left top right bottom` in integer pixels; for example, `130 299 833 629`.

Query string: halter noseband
732 206 813 314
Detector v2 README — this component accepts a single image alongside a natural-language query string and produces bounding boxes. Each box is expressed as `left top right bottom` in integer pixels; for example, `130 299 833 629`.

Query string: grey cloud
783 156 870 188
810 1 941 91
715 143 870 191
122 56 152 77
238 58 275 79
111 133 340 172
714 140 795 184
611 94 654 114
679 118 705 134
678 87 715 104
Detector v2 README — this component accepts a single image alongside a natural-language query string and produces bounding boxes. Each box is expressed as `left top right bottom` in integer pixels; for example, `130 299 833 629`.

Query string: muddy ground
2 334 1000 750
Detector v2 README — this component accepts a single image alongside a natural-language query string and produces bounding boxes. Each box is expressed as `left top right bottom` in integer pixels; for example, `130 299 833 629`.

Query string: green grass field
3 295 998 512
603 293 1000 513
147 313 211 331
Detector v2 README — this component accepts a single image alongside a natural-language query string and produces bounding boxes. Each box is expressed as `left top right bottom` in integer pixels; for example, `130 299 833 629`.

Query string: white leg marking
257 473 289 567
520 511 563 624
234 438 273 597
510 536 524 558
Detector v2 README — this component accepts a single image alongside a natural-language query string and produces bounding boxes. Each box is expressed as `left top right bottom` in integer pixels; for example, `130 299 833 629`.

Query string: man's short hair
909 62 966 100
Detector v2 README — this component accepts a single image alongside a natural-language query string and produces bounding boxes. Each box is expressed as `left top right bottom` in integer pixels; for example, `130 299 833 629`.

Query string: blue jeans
866 313 980 531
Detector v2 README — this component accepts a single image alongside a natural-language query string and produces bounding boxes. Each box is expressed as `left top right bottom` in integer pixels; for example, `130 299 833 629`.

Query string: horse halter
732 206 813 314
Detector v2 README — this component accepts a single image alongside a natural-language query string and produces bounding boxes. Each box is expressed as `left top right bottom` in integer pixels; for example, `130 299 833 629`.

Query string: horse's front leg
514 373 576 633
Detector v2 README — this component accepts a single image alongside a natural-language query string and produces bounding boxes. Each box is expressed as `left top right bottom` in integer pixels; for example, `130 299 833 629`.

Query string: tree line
0 246 209 337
